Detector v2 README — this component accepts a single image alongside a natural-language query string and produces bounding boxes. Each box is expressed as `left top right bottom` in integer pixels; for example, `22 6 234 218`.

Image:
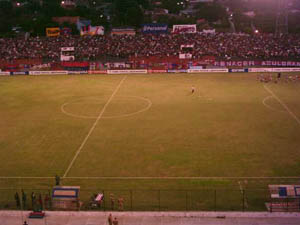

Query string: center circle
61 96 152 119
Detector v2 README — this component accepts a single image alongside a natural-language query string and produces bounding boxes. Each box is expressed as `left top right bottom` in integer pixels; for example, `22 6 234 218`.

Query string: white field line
262 96 285 113
63 76 127 178
61 96 152 120
64 176 300 180
264 84 300 126
0 176 300 179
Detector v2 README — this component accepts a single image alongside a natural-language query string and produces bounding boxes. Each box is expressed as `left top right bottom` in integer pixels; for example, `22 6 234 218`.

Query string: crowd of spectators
0 32 299 62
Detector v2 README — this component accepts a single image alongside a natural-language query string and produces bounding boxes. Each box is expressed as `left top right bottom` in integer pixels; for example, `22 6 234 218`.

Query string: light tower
275 0 289 36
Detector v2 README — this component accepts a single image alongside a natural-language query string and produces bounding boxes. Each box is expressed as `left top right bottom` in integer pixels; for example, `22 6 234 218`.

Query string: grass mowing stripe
63 76 127 178
264 84 300 125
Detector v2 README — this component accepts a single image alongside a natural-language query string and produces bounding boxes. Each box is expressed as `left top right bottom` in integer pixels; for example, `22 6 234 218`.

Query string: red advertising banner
172 24 196 33
61 62 89 67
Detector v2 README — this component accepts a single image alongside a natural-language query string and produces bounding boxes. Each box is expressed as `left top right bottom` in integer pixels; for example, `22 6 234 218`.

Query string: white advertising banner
0 72 10 75
61 47 75 51
188 69 228 73
179 53 192 59
249 68 300 72
29 71 68 75
107 70 148 74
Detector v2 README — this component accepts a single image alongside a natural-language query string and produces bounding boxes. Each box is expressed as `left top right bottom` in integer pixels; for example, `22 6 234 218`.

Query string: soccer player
277 72 281 79
191 86 195 94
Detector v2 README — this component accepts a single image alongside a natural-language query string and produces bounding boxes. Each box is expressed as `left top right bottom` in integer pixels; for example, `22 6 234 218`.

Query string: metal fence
0 188 275 211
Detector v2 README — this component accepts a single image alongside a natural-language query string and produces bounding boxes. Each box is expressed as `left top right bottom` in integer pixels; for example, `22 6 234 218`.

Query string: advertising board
81 26 104 36
142 24 168 34
46 28 60 37
248 68 300 72
107 70 147 74
88 70 108 74
29 71 68 75
167 70 187 73
229 69 248 73
68 71 88 74
179 53 192 59
188 69 228 73
172 24 196 33
10 71 29 75
0 72 10 75
147 69 167 73
215 60 300 67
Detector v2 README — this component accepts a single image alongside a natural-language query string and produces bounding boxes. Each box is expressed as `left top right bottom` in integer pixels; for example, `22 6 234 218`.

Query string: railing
0 188 280 212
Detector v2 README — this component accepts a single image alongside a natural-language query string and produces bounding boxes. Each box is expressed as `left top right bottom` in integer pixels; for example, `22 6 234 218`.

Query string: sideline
1 176 300 180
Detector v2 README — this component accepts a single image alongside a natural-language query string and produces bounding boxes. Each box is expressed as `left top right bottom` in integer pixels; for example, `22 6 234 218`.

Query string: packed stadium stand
0 33 299 62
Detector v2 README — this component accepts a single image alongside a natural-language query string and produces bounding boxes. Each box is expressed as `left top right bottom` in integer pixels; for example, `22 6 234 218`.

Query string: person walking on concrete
14 192 20 208
108 213 113 225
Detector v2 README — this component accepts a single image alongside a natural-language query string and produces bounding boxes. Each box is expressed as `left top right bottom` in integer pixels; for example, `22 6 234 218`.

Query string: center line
63 76 127 177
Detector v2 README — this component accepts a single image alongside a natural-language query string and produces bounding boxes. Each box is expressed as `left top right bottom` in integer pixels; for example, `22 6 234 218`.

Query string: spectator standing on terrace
14 192 20 208
44 194 50 209
38 193 43 210
22 189 27 209
110 193 115 210
31 192 36 210
55 174 60 185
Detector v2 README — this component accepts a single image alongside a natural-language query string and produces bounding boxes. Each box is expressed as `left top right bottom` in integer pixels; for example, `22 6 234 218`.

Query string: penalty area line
63 75 127 178
264 84 300 126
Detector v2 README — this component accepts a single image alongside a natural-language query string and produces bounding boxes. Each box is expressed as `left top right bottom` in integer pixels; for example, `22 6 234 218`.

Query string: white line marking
0 177 54 179
64 176 300 180
262 96 285 113
61 96 152 119
264 84 300 125
0 176 300 179
63 76 127 178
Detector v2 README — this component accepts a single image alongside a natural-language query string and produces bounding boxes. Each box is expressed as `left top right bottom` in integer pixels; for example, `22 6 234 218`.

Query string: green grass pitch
0 73 300 210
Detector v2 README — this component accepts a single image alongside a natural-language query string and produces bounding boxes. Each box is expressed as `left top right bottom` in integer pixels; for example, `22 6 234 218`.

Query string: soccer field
0 73 300 210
